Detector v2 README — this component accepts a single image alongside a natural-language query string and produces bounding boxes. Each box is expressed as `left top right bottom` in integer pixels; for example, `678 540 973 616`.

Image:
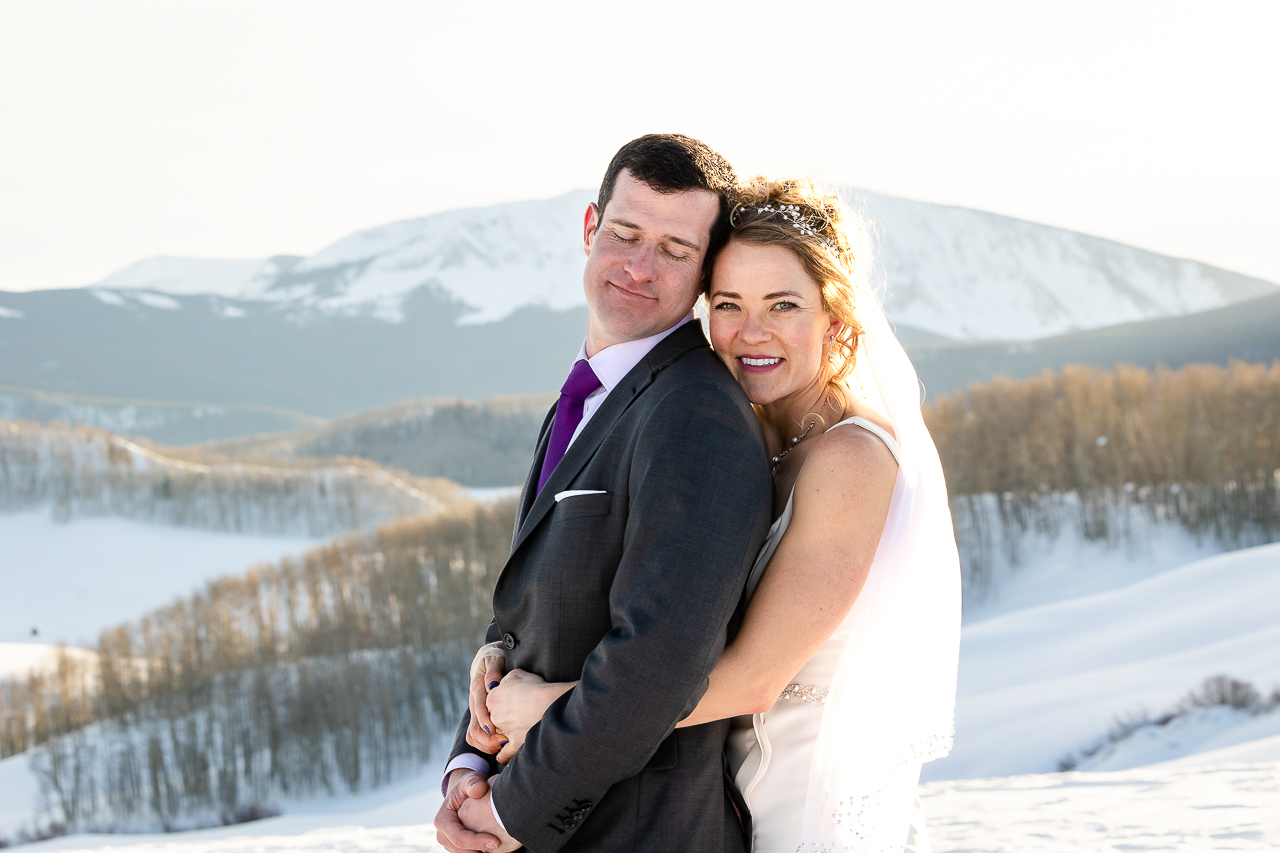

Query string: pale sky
1 0 1277 291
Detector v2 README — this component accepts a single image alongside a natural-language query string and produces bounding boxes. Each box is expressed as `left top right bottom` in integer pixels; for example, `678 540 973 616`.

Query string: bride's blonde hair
707 178 874 405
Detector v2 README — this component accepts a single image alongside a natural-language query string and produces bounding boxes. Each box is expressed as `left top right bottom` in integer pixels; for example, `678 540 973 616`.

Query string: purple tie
537 359 603 495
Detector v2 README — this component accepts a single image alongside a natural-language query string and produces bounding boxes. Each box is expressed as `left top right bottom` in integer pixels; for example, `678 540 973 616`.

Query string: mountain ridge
78 188 1276 342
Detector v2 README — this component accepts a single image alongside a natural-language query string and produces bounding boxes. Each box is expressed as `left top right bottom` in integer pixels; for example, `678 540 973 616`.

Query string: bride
470 178 961 852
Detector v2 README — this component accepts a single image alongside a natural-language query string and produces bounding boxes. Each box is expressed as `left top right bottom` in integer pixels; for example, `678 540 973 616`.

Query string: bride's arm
483 431 896 757
676 429 897 727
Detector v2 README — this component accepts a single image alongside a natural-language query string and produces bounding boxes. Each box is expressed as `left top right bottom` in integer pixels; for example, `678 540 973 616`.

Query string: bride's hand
488 669 577 764
466 642 508 754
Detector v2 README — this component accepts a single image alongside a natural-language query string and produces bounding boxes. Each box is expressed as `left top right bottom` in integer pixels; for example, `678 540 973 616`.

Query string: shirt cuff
490 792 506 831
440 754 491 795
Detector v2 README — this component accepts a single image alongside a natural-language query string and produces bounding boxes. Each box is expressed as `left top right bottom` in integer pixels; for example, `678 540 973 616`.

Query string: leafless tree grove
4 360 1279 829
924 361 1280 591
3 501 515 828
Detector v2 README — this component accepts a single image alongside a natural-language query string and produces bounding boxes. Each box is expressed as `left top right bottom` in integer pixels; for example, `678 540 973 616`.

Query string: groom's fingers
462 771 490 799
436 771 498 852
436 805 500 852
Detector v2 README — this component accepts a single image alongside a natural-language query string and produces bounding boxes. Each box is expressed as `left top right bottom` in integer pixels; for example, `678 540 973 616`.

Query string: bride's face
708 240 842 408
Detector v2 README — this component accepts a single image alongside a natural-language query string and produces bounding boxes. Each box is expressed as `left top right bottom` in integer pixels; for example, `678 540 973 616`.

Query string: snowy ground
923 748 1280 852
926 542 1280 781
0 508 319 647
959 508 1228 624
5 527 1278 850
463 486 520 504
15 750 1280 852
0 643 97 680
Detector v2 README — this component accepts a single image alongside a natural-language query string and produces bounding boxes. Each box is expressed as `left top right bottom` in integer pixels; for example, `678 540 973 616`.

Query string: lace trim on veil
795 727 953 853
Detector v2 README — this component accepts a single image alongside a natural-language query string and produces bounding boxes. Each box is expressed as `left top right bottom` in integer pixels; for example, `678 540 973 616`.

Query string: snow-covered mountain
90 189 1276 342
2 189 1274 443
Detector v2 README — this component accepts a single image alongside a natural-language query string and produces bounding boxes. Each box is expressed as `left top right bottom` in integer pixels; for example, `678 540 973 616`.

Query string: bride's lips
737 354 783 374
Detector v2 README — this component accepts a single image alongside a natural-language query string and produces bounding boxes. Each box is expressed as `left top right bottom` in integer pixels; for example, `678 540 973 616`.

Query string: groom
434 134 773 853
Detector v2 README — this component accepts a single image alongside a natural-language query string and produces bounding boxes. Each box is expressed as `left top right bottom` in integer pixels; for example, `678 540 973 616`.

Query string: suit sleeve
490 381 772 851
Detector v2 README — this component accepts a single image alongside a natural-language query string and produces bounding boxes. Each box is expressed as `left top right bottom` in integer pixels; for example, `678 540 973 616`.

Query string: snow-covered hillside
1 420 465 537
0 511 318 646
89 190 1276 342
0 643 96 680
4 536 1278 847
927 542 1280 782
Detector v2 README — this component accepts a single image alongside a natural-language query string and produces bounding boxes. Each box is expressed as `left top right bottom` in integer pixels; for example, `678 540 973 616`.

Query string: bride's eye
712 301 739 312
773 301 798 312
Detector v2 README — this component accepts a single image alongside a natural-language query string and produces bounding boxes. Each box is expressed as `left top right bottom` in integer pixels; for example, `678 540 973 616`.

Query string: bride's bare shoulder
840 399 896 441
806 403 897 470
794 417 897 509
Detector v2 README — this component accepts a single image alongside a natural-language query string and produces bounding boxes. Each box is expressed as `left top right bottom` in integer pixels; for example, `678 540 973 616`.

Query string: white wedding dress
726 416 930 853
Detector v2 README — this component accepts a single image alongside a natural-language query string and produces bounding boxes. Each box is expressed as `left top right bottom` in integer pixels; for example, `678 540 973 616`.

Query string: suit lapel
515 403 557 536
509 322 711 556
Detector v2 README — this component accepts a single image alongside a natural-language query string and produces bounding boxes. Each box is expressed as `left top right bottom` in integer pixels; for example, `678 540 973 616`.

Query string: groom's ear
583 203 600 257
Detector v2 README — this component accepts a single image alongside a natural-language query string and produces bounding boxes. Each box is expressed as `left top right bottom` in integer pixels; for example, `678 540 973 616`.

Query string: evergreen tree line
923 361 1280 589
0 420 464 536
1 501 515 829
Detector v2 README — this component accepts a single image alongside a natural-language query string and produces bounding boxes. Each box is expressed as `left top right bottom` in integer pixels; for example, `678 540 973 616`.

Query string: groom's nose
623 241 659 285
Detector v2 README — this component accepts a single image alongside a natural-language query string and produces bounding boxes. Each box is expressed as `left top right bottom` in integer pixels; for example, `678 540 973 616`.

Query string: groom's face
581 170 719 354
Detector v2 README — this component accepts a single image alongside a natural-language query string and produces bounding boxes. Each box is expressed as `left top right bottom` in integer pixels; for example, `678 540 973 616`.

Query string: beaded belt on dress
779 684 828 704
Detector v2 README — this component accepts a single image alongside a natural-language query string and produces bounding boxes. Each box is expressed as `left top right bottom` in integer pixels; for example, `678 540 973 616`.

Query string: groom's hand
435 769 500 852
457 775 522 852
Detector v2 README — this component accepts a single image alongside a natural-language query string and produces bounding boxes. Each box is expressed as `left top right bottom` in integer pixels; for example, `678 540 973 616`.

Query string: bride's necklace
771 394 830 477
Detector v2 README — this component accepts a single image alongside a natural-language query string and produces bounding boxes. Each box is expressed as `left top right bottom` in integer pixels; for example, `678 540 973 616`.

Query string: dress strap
827 416 903 466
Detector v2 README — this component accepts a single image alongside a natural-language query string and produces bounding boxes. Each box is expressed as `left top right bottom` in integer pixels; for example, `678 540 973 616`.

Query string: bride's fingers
473 655 506 737
467 669 503 752
466 715 502 753
482 654 506 693
495 731 523 764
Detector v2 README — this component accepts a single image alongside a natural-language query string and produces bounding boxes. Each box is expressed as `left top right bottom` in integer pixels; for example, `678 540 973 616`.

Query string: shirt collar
575 313 696 394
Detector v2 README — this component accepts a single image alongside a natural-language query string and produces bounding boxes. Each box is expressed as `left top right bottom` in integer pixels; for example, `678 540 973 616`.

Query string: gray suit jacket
448 321 772 852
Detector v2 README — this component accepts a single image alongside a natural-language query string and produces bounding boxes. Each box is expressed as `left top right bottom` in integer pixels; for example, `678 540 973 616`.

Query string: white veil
797 285 962 851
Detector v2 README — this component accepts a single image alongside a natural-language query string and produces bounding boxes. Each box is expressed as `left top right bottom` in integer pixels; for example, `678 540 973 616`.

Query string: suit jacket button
572 809 585 820
503 633 516 650
579 801 592 810
563 819 577 829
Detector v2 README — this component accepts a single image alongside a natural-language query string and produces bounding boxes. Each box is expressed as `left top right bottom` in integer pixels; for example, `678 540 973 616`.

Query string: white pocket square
554 489 608 503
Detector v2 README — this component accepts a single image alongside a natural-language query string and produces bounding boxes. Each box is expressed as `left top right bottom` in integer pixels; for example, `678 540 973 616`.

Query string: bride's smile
709 240 843 422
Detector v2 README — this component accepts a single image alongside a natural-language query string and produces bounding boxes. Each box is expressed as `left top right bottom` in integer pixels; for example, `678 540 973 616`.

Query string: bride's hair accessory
715 178 872 396
730 202 839 257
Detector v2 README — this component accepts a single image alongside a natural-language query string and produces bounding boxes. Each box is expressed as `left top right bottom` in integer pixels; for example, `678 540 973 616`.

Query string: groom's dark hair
597 134 738 261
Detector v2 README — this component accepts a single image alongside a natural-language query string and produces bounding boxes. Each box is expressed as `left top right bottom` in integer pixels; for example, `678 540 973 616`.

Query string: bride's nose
739 309 770 344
